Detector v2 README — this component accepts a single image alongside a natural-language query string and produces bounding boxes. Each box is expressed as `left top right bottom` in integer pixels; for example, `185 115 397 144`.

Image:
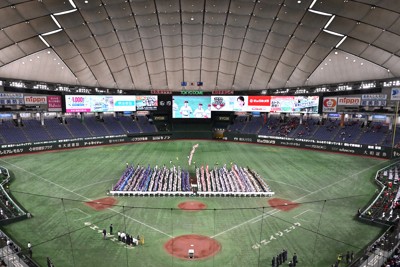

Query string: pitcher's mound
178 201 207 211
85 197 117 211
164 234 221 260
268 198 300 211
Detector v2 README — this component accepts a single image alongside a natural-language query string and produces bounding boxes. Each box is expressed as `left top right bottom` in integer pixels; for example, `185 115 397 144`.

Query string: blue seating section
103 116 127 135
22 119 52 142
119 117 141 134
0 120 29 144
44 118 73 140
136 116 157 133
84 116 110 136
65 118 91 138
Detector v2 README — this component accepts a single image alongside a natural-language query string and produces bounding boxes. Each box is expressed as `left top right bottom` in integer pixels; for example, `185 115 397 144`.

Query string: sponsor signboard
270 96 294 113
211 96 271 112
24 95 47 105
391 88 400 101
337 97 361 106
136 95 158 111
323 97 337 112
47 95 62 112
0 93 24 105
65 95 136 113
361 94 387 107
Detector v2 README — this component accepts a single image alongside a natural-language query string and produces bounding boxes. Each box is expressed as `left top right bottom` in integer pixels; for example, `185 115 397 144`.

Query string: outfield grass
0 140 390 266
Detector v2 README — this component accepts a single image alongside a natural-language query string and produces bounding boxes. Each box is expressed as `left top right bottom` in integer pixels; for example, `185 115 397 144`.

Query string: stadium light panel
39 35 50 47
335 36 347 48
308 9 332 16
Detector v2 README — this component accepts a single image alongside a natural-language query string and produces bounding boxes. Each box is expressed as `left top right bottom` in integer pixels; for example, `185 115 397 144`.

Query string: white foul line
0 159 172 238
212 160 387 238
267 179 312 193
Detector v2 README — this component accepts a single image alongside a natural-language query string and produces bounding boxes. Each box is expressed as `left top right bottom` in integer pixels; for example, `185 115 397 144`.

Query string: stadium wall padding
0 132 398 159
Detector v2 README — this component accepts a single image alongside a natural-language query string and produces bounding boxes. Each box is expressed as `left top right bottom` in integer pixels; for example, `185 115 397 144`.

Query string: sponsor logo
322 97 337 112
391 88 400 101
180 90 203 95
248 96 271 106
24 96 47 104
337 97 360 106
150 90 172 94
212 90 234 95
212 97 226 110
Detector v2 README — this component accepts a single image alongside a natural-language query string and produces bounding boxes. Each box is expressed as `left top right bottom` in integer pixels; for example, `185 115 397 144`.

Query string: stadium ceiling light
309 0 317 9
50 15 61 28
335 35 347 48
38 35 50 47
324 15 335 29
308 9 332 16
69 0 77 8
323 29 344 37
42 29 63 36
53 9 77 16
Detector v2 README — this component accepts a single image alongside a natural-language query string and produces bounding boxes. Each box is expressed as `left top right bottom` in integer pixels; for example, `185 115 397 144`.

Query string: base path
85 197 118 211
178 201 207 211
164 234 221 260
268 198 300 211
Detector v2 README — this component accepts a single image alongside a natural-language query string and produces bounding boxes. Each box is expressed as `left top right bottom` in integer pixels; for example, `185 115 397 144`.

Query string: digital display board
172 96 211 118
270 96 319 113
210 96 271 112
136 95 158 111
293 96 319 113
65 95 136 113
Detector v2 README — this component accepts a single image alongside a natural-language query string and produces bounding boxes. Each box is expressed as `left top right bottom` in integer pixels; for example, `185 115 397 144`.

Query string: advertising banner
0 93 24 105
391 88 400 101
65 95 136 113
47 96 62 112
323 97 337 112
293 96 319 113
211 96 271 112
247 96 271 111
136 95 158 111
24 95 47 105
337 97 361 106
65 95 91 112
270 96 295 112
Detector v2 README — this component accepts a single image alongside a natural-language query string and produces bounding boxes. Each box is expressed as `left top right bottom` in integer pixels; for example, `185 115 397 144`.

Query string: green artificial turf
0 140 390 266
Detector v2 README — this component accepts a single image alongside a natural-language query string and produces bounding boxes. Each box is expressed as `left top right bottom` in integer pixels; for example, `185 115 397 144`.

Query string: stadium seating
118 116 141 134
64 117 92 138
21 119 52 142
44 118 73 140
84 116 110 137
136 116 157 133
102 115 127 135
0 120 29 144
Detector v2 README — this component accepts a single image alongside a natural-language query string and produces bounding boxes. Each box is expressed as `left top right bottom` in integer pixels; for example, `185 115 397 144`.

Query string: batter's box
65 208 91 222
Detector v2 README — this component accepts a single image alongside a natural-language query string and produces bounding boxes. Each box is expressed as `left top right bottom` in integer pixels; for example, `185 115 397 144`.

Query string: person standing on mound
109 224 113 235
102 228 107 239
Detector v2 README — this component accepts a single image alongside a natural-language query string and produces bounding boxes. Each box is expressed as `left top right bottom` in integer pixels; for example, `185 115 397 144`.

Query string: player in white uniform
204 104 212 118
193 103 205 118
179 101 192 118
